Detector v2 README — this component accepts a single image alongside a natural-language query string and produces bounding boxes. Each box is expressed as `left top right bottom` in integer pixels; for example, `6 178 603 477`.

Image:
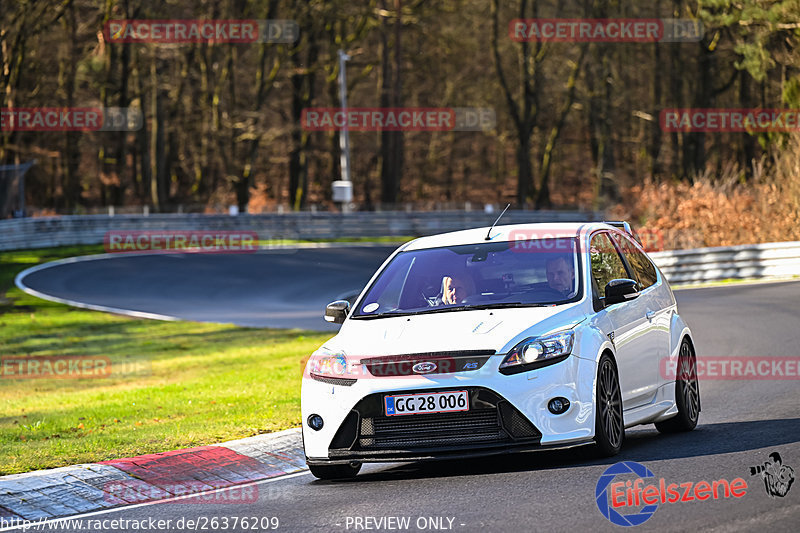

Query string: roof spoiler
603 221 643 246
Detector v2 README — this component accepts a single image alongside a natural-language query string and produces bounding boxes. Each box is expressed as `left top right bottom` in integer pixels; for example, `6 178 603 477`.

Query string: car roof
401 222 622 251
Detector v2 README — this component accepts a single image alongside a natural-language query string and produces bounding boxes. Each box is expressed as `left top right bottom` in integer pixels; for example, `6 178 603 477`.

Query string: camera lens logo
749 452 795 498
596 461 658 527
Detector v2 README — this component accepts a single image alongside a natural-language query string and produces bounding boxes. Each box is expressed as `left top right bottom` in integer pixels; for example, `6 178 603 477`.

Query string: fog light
548 397 570 414
307 414 324 431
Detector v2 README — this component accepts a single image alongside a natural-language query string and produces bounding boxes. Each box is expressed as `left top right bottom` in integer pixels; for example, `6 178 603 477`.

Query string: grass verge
0 246 332 475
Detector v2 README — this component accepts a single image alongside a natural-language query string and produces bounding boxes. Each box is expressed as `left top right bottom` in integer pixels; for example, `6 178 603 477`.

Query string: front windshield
353 238 581 318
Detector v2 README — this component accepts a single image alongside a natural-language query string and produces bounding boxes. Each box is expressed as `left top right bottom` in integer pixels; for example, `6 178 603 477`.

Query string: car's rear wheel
308 462 361 480
655 339 700 433
594 353 624 456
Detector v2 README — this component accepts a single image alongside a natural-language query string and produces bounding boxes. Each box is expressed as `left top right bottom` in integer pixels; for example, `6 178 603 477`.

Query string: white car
301 222 699 480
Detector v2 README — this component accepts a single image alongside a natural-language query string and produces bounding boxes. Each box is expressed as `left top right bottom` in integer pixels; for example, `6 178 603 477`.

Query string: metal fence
0 210 601 251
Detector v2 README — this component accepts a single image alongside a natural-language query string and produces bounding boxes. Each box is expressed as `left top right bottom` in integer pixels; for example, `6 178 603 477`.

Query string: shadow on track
313 417 800 484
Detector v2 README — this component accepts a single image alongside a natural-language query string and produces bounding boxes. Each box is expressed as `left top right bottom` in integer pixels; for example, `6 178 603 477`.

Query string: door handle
645 310 656 320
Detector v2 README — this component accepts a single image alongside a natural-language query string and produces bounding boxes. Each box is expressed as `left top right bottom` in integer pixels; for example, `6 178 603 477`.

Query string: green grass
0 246 332 475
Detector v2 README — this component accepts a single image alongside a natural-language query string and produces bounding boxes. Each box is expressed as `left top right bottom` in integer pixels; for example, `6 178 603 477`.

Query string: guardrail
650 241 800 284
0 210 602 251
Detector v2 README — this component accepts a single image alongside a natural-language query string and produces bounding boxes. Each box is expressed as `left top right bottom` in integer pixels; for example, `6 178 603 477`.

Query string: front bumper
314 386 540 464
307 441 593 466
302 353 599 462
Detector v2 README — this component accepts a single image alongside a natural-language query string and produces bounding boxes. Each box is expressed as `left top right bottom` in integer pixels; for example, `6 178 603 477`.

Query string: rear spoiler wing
603 221 643 246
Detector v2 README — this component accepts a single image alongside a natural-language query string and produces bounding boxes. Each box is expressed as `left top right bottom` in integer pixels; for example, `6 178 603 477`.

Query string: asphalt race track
13 250 800 532
16 246 398 331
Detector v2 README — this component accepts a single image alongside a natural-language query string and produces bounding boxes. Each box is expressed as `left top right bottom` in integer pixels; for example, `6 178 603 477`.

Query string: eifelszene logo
595 461 748 527
749 452 795 498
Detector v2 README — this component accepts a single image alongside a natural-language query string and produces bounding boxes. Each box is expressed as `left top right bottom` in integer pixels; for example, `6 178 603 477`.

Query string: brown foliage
610 135 800 250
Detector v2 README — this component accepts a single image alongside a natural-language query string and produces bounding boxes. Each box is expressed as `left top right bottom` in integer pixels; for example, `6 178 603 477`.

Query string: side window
590 233 629 299
613 234 658 289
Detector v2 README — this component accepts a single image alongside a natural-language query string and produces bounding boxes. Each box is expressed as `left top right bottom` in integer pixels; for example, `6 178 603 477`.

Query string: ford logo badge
412 361 437 374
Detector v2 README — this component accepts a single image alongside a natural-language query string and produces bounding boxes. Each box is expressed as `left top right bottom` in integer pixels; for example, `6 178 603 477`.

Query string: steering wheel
421 290 439 307
528 286 567 301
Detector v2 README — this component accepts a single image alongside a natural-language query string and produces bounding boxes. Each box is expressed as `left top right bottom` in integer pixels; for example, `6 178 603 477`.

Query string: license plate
384 390 469 416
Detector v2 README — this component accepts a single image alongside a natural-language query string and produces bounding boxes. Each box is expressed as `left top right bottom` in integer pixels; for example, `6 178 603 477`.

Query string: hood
325 305 586 357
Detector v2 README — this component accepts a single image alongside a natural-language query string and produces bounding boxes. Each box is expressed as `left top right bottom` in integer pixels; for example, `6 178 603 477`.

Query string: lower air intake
359 410 506 449
328 387 542 453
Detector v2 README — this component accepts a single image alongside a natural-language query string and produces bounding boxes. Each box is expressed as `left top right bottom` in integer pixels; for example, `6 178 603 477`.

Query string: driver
438 275 472 305
545 255 575 297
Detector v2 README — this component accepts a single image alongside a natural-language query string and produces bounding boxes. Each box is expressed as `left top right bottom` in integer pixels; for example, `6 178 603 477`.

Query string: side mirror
324 300 351 324
604 279 640 306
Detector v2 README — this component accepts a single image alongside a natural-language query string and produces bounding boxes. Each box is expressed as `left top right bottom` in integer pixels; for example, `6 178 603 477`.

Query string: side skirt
623 382 678 428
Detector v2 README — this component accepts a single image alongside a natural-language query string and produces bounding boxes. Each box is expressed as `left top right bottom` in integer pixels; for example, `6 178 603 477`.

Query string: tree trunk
668 0 684 180
288 7 317 211
149 58 167 209
134 49 151 206
379 0 404 206
649 0 663 180
61 0 80 210
536 45 585 209
515 127 533 204
685 40 712 180
740 71 756 180
491 0 543 207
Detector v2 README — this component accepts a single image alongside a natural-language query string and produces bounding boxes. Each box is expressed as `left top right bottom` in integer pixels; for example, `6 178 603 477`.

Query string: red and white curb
0 428 304 521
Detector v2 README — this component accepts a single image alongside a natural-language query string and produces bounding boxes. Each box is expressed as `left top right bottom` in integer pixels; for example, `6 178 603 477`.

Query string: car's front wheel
594 353 624 456
655 339 700 433
308 462 361 480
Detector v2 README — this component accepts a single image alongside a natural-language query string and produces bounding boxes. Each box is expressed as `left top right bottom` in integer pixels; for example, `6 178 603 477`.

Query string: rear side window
613 234 658 289
590 233 629 299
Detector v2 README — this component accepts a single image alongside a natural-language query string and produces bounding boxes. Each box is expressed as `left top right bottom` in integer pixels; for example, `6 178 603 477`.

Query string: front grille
360 410 506 448
329 387 541 454
361 350 494 377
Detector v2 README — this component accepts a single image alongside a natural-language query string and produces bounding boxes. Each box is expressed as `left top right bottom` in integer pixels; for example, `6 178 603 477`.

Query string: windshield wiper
351 311 416 320
412 302 547 315
351 302 552 320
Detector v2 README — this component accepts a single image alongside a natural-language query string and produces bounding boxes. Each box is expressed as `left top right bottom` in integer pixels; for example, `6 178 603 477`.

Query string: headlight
309 349 348 376
499 331 574 374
